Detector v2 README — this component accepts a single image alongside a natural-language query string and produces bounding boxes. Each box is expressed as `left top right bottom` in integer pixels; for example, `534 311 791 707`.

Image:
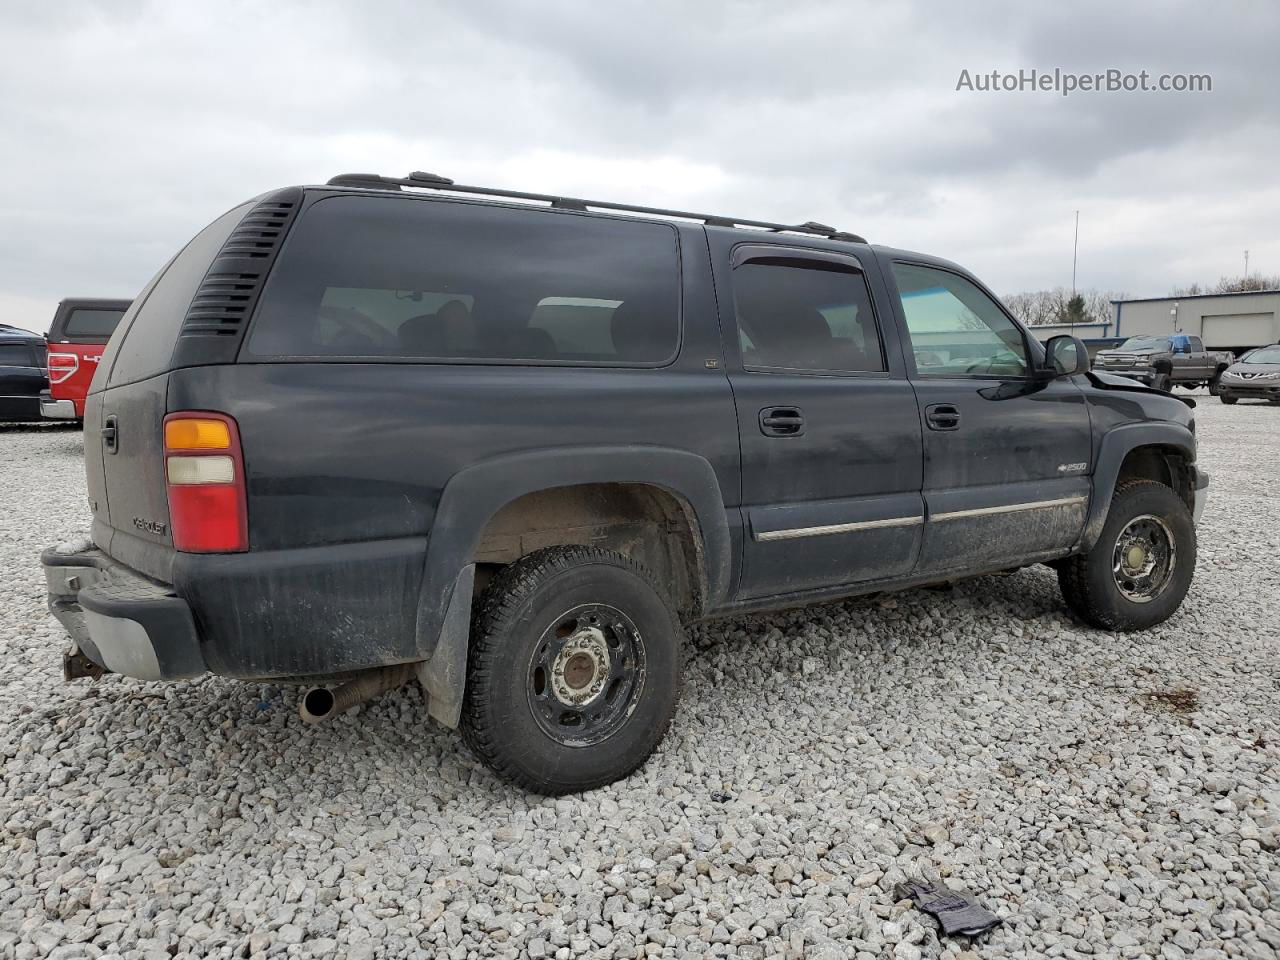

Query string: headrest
611 300 656 361
511 327 557 359
398 312 440 354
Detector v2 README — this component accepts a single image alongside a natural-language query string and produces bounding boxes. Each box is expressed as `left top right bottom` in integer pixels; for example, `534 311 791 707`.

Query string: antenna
1072 210 1079 295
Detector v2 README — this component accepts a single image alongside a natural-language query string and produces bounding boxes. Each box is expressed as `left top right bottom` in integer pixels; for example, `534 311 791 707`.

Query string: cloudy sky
2 0 1276 332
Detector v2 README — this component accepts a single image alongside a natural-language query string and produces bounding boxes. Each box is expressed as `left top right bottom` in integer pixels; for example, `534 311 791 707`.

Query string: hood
1085 370 1196 407
1224 362 1280 379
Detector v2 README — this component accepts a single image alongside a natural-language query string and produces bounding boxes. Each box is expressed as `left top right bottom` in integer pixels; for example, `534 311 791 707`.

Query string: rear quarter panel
169 362 741 551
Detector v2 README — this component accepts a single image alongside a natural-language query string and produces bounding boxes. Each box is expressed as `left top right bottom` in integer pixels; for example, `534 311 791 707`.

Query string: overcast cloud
1 0 1275 332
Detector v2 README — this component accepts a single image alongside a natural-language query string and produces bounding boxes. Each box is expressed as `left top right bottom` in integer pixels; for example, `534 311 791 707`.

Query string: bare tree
1171 274 1280 296
1213 274 1280 293
1001 288 1124 326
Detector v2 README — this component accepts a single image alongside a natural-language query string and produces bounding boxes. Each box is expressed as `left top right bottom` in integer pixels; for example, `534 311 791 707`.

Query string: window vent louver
180 195 299 338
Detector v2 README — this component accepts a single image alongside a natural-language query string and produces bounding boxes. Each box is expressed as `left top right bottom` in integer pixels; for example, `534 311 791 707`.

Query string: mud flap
416 565 474 728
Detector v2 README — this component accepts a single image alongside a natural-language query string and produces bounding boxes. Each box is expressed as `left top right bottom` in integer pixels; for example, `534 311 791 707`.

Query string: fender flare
414 445 732 727
1078 422 1196 551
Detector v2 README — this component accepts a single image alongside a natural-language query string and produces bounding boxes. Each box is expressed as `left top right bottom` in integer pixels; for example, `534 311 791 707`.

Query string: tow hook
63 644 109 681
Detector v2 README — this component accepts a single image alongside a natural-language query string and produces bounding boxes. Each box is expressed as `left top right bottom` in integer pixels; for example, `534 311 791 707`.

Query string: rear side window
732 260 886 373
64 308 126 339
107 203 253 386
246 196 680 365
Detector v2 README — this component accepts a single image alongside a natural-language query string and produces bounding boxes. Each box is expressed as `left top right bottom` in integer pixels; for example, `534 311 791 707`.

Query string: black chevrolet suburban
42 172 1208 794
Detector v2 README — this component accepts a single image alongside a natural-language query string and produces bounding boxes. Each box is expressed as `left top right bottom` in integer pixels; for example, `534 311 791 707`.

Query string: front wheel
1150 372 1172 392
1220 395 1238 405
1058 479 1196 631
461 546 682 794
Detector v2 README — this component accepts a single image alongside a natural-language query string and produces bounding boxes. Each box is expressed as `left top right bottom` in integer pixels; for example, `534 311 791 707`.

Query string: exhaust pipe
299 663 417 725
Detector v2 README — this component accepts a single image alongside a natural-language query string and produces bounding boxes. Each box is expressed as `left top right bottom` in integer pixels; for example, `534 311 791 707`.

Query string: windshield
1117 336 1169 351
1243 346 1280 364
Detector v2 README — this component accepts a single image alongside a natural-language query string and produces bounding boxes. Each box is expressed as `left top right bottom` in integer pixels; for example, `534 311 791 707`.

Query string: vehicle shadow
13 566 1077 830
0 421 81 434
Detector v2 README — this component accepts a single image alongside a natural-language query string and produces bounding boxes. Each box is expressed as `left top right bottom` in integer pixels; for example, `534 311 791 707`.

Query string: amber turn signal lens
165 418 231 450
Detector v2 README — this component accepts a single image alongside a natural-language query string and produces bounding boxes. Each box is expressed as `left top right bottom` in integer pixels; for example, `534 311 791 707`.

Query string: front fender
1079 421 1197 550
412 445 732 726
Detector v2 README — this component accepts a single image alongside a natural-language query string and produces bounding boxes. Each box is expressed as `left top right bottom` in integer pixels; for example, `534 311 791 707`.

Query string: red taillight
47 352 79 385
163 412 248 553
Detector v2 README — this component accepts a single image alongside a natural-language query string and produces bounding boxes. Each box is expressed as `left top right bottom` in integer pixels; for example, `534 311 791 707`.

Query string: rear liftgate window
64 309 126 339
245 196 681 364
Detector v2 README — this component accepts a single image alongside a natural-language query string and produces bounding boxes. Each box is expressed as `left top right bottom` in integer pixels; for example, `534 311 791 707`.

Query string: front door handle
925 403 960 431
759 406 805 437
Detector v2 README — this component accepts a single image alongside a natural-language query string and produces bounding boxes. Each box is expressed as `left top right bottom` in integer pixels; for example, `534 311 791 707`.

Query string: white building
1030 290 1280 355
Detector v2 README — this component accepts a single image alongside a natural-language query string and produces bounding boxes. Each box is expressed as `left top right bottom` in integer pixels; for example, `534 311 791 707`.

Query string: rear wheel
461 546 682 794
1058 479 1195 631
1208 369 1225 395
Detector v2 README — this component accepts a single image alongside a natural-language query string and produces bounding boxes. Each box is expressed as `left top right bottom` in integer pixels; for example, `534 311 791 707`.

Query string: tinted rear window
0 344 38 366
64 308 126 339
246 195 680 364
107 203 253 386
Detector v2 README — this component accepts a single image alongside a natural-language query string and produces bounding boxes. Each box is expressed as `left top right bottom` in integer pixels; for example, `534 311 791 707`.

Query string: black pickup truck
42 172 1208 794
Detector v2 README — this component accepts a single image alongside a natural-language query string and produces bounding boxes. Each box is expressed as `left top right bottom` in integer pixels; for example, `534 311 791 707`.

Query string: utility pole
1244 249 1249 279
1072 210 1079 295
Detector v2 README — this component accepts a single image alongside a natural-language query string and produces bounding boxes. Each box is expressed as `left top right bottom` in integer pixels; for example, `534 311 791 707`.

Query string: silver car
1218 344 1280 405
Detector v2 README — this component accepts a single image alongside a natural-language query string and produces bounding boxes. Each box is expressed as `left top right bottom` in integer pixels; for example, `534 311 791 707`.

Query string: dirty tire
1208 371 1224 395
1058 479 1196 631
1220 395 1238 405
460 546 682 795
1151 372 1172 392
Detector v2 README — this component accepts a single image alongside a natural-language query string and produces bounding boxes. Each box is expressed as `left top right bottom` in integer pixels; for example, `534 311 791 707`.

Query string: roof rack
326 171 867 244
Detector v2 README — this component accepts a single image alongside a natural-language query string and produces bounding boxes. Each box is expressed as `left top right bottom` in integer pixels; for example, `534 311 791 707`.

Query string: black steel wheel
526 603 647 746
1111 514 1177 604
461 546 681 794
1058 479 1196 631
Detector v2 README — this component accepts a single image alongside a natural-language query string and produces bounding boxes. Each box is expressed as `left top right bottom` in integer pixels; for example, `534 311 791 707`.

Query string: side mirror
1043 335 1089 377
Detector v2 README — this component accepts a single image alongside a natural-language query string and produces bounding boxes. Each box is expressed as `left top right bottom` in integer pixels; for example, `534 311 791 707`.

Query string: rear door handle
925 403 960 431
759 406 805 437
102 414 119 453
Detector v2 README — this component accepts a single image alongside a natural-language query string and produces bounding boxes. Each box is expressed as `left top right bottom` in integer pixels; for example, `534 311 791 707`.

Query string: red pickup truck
40 298 131 421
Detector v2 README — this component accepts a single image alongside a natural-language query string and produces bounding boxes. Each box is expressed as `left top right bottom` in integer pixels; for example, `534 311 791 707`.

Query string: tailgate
97 374 175 581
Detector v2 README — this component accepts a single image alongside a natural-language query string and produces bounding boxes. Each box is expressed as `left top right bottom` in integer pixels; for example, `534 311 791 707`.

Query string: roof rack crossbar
325 172 867 244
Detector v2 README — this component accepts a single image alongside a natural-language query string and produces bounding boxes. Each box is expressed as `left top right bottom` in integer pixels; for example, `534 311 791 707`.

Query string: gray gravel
1 397 1278 960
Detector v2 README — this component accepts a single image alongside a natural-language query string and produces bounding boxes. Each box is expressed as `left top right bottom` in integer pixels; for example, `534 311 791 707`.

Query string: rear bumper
39 395 78 419
43 534 430 681
40 545 205 680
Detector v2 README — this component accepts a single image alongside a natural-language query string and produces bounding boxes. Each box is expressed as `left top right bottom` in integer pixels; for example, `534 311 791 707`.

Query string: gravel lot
1 396 1278 960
